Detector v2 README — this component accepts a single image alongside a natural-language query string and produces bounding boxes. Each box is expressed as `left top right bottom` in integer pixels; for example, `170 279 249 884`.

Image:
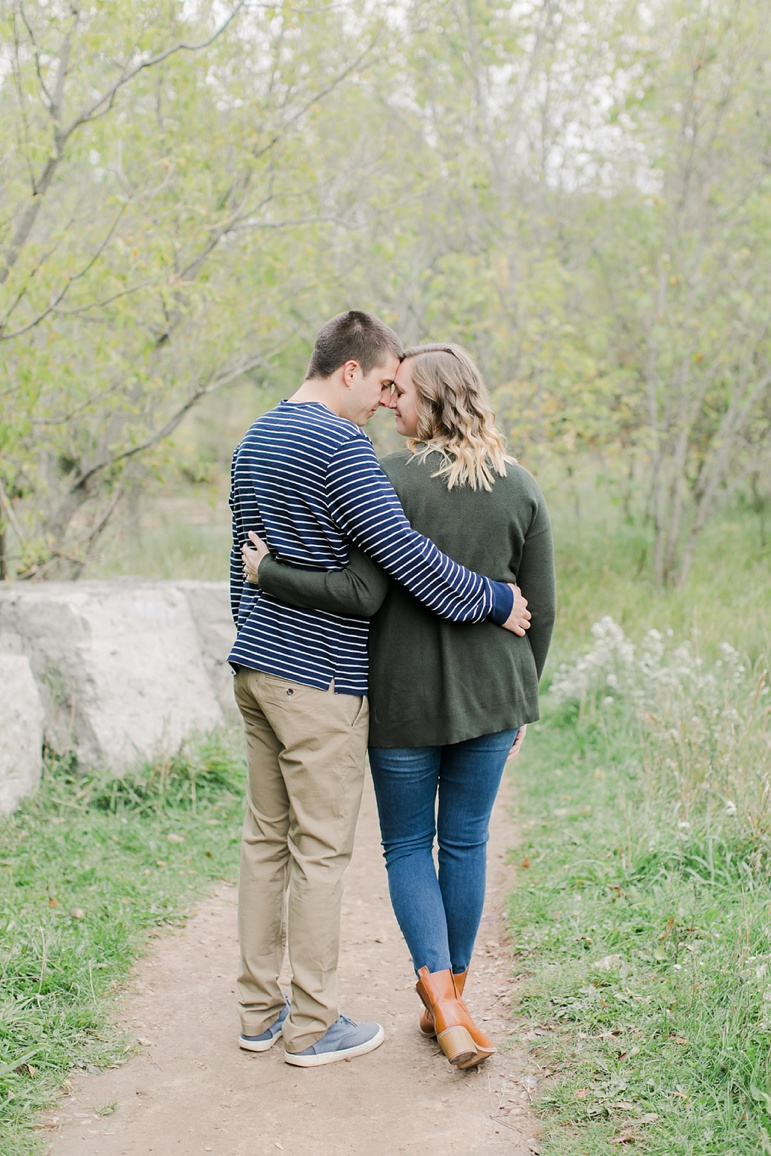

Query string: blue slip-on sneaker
239 996 290 1052
284 1014 385 1068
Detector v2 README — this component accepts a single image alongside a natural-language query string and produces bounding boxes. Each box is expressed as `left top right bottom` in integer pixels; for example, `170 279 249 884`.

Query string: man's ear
342 360 360 388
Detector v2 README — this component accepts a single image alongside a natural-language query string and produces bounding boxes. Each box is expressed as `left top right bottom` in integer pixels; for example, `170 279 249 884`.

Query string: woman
243 344 555 1069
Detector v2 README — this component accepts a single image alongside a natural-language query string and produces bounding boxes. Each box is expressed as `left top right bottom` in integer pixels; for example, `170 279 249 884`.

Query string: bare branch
51 16 76 123
0 203 129 340
17 0 56 112
51 278 152 318
10 6 38 192
68 2 248 133
248 35 379 167
68 351 270 494
0 2 246 287
0 477 25 545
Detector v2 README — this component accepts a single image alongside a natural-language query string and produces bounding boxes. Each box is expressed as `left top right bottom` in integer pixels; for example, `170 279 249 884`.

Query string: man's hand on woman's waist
502 585 531 636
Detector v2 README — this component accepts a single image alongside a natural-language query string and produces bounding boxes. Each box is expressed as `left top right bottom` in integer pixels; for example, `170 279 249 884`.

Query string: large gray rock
0 654 45 814
0 580 233 772
177 581 239 715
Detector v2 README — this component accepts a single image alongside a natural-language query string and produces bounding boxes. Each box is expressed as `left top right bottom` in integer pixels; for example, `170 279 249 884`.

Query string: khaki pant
233 666 369 1053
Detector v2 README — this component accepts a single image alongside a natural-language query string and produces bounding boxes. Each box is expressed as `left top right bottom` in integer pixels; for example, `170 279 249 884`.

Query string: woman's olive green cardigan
257 449 556 748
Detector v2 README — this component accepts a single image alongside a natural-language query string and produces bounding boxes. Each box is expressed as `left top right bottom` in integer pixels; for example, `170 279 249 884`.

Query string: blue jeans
368 729 518 975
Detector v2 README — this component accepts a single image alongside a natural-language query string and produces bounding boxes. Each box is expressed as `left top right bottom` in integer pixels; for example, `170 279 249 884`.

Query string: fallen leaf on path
611 1133 635 1144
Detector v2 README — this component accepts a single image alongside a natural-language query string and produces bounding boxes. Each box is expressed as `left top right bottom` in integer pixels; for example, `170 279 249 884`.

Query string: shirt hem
228 656 365 696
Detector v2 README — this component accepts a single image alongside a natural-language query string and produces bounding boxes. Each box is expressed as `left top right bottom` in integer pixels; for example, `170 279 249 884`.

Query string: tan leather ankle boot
416 968 495 1069
415 967 476 1066
419 970 467 1036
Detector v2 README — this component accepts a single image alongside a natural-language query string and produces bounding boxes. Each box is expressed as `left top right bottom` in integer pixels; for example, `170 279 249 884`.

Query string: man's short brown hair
306 311 403 380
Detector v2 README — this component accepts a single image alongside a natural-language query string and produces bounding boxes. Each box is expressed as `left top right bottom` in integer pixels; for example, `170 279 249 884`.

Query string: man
228 311 528 1068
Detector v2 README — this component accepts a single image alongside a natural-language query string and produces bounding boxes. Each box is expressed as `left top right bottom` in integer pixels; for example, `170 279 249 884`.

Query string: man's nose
380 387 397 409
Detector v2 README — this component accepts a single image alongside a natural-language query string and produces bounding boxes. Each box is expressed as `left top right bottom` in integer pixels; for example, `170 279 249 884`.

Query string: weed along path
45 769 540 1156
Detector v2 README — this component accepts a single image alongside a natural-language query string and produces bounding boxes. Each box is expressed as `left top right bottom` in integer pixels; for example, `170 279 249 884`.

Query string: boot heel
437 1024 476 1067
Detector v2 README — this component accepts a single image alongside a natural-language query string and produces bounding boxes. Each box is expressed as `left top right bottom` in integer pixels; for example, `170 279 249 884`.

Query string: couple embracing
228 310 556 1070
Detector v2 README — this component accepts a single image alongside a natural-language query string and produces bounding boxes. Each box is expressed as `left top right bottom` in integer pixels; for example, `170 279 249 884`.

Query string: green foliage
2 0 769 582
0 731 245 1156
0 0 382 576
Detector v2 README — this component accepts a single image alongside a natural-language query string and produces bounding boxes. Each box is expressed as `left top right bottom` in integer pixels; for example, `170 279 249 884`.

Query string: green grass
509 695 771 1154
549 498 770 667
0 731 245 1156
86 505 231 582
552 499 767 670
504 482 770 1153
7 474 769 1152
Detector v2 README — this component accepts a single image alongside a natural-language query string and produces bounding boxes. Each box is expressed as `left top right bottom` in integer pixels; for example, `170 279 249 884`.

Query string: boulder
177 581 239 715
0 580 231 772
0 654 44 814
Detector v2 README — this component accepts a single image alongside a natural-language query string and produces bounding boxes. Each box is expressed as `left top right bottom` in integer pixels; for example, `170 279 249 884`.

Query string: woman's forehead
394 359 414 386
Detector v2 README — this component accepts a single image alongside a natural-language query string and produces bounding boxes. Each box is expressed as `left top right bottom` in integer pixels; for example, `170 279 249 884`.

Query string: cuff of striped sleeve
488 581 514 625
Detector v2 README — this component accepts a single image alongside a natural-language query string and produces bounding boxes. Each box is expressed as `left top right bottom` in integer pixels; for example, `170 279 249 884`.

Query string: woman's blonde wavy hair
402 343 514 491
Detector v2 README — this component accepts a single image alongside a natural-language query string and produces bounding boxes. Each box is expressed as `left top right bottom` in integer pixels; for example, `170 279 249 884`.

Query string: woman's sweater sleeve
517 501 556 680
257 545 390 618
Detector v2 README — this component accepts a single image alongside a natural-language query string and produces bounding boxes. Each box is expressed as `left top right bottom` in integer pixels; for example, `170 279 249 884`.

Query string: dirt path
46 769 541 1156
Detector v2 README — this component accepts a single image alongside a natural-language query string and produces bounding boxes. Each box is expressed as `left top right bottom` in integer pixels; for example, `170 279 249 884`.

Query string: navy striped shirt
228 401 513 695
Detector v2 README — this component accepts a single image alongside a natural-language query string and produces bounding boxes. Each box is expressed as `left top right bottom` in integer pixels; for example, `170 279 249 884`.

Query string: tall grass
548 493 770 665
86 508 230 582
502 469 770 1152
510 617 771 1153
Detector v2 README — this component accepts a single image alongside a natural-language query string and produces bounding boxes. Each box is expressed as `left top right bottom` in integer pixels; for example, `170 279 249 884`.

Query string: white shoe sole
239 1033 282 1052
284 1025 385 1068
241 1035 280 1054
